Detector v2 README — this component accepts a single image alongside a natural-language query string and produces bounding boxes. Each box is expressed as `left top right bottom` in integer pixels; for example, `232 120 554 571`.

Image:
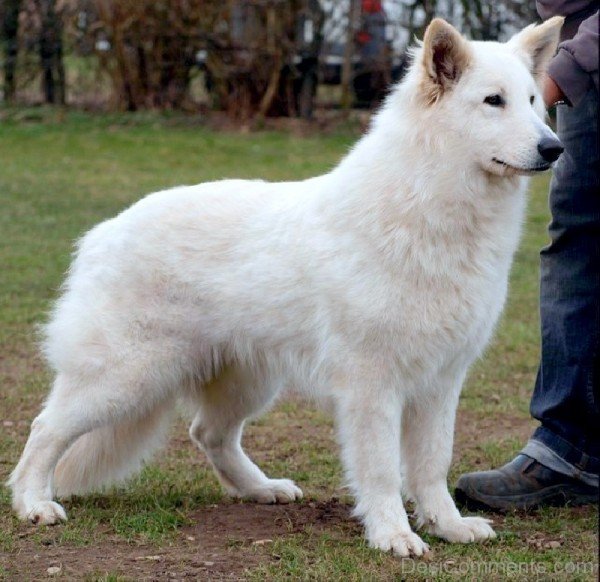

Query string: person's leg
455 88 599 511
524 87 600 483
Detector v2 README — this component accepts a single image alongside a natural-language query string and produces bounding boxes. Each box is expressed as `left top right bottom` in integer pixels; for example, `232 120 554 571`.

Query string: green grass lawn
0 110 597 580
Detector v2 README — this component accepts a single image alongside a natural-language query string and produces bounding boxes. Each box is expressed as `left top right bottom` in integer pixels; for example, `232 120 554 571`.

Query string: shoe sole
454 484 599 513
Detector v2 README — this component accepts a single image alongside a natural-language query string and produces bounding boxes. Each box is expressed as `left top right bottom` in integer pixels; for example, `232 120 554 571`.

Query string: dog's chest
392 262 505 343
348 213 520 367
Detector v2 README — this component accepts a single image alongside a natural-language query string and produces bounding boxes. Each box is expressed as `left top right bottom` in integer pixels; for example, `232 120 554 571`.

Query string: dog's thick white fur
10 18 564 557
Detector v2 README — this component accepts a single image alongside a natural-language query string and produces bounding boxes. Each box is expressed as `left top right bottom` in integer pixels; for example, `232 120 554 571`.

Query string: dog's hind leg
9 370 171 525
189 369 302 504
402 375 496 543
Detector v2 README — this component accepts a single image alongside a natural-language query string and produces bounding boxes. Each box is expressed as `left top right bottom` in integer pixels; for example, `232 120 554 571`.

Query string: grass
0 109 597 580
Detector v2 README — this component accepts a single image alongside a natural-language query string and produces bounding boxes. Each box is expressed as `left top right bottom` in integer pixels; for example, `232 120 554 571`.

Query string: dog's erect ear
509 16 564 81
421 18 472 103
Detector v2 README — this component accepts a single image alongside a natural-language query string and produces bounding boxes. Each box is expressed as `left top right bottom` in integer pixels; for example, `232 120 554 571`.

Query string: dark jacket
537 0 599 106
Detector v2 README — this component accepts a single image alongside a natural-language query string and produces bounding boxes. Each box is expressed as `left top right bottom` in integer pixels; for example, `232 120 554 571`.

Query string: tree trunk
340 0 360 111
38 0 66 104
2 0 21 103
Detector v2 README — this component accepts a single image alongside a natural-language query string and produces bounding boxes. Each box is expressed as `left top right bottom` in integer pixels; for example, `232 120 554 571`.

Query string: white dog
10 17 564 557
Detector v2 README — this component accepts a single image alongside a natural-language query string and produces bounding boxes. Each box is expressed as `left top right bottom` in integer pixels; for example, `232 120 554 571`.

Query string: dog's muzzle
537 136 564 163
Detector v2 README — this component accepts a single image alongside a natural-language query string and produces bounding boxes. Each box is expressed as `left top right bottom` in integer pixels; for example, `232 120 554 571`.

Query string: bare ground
5 500 356 581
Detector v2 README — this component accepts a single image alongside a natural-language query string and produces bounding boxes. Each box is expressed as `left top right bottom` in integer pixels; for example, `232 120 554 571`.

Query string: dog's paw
26 501 67 526
369 529 430 558
244 479 303 504
427 515 495 543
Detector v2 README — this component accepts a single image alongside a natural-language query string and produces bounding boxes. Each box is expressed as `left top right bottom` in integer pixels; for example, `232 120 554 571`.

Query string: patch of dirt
454 408 536 464
3 500 354 581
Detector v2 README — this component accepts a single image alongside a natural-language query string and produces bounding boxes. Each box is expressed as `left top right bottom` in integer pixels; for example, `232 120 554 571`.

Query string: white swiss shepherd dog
10 17 565 557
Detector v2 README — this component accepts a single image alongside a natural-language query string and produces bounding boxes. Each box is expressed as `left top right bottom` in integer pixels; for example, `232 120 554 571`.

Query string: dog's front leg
334 381 429 558
403 379 496 544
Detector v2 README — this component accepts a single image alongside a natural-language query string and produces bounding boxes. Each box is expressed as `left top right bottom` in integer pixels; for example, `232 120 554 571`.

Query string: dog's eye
530 95 535 105
484 94 504 107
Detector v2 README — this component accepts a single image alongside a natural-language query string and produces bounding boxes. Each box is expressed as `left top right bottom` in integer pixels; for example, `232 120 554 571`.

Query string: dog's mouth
492 158 551 174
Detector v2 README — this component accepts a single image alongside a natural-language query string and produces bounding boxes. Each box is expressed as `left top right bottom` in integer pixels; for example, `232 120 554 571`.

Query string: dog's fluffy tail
53 400 175 497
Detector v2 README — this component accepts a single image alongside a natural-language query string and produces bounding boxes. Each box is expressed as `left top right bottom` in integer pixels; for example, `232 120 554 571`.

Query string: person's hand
543 74 566 108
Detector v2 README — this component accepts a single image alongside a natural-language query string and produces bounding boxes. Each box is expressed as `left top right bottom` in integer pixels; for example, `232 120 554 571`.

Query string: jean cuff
522 427 599 488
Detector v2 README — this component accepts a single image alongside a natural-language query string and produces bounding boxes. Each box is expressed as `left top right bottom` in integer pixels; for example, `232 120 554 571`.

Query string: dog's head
410 16 564 176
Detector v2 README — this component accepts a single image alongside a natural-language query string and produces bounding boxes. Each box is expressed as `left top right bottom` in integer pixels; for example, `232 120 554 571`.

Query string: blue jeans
521 87 600 487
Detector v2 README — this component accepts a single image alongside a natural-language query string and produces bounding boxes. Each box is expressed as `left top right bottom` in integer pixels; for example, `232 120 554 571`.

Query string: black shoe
455 454 599 512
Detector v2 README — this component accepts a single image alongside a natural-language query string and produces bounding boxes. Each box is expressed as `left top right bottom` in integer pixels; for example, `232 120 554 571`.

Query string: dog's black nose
537 136 564 163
